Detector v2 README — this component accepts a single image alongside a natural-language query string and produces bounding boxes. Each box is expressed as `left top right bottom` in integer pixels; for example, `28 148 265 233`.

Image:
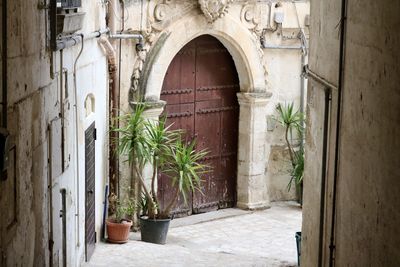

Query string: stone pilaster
236 92 271 210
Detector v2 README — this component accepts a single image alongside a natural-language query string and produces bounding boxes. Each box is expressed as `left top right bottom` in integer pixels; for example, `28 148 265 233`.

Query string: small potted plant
113 103 208 244
106 197 136 243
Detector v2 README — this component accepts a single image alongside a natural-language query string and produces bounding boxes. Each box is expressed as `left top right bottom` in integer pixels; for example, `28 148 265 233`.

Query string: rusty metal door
159 35 239 216
85 123 96 261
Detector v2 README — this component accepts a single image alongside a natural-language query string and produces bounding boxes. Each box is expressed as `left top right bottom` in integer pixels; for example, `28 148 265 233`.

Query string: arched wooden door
158 35 240 217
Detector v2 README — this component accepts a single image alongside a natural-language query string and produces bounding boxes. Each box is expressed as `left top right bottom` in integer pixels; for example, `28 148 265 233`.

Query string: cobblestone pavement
83 202 302 267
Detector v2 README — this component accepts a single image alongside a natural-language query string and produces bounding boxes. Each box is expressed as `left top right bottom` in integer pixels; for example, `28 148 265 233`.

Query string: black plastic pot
140 216 171 245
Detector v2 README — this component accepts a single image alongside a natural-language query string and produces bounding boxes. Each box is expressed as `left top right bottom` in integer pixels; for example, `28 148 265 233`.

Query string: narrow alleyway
84 202 301 267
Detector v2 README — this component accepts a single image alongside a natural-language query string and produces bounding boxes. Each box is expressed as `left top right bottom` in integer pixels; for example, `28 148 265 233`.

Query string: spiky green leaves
162 139 209 205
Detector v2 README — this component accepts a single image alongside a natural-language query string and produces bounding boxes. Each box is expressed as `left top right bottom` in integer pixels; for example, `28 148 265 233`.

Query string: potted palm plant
113 103 208 244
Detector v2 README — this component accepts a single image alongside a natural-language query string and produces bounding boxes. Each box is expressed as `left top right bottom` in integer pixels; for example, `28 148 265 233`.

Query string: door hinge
93 128 97 141
95 231 97 243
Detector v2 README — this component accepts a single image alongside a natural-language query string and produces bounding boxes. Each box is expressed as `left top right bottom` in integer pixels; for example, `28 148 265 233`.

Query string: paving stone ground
83 202 302 267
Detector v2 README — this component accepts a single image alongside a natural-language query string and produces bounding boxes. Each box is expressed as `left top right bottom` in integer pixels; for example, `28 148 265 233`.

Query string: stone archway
137 13 271 210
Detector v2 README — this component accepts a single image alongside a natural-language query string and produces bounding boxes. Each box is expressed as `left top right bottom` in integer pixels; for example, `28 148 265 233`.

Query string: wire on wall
73 34 85 247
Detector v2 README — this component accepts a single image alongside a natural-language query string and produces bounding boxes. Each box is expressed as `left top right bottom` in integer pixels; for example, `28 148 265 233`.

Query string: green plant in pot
106 197 136 243
113 104 208 244
276 102 305 202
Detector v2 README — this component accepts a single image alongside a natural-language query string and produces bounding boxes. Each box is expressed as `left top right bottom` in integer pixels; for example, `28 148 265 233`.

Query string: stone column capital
237 92 272 106
130 100 166 119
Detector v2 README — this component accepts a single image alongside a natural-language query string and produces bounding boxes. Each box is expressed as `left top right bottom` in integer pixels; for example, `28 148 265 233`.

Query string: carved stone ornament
199 0 234 23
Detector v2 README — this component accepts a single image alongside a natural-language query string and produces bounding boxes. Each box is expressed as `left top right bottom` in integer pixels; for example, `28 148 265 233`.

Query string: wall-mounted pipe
319 88 331 266
72 34 85 248
329 0 348 265
55 28 110 51
47 122 54 267
298 28 308 150
98 36 118 197
109 33 145 50
2 0 7 129
304 65 338 91
262 44 303 50
109 33 143 40
60 188 67 267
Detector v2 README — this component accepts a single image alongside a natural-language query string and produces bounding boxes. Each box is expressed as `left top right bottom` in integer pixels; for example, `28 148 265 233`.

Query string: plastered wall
0 1 109 266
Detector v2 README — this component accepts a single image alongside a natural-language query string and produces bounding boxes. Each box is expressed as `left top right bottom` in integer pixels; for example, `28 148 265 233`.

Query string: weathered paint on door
85 122 96 261
159 35 239 216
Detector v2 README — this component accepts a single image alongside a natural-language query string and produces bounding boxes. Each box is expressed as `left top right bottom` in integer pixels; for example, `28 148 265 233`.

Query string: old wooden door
158 35 239 216
85 122 96 261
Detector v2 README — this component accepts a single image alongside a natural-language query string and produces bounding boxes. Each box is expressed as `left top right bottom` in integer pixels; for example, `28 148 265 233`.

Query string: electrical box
57 9 85 36
50 0 85 50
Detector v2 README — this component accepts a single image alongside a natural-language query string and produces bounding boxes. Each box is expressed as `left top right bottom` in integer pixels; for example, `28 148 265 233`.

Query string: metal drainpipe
2 0 7 130
98 36 118 199
318 88 331 267
299 29 308 149
262 44 303 50
73 34 84 248
60 188 67 267
105 30 144 198
47 122 54 267
329 0 348 265
55 28 110 51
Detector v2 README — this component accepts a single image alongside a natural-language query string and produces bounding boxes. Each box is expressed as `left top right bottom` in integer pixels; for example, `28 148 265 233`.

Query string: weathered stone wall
0 1 109 266
302 0 400 265
117 0 310 206
334 0 400 265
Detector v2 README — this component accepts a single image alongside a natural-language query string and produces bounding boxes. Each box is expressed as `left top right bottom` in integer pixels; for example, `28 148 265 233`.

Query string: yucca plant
159 139 208 218
276 102 305 192
112 103 208 220
287 148 304 191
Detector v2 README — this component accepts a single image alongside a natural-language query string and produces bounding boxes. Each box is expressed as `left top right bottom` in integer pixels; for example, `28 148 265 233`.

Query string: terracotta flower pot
106 219 132 244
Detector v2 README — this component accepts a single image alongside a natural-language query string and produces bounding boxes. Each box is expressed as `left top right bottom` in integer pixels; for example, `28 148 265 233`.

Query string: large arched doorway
158 35 240 217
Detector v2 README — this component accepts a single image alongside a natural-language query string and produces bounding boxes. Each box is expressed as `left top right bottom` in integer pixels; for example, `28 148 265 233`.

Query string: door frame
134 13 272 210
84 122 96 261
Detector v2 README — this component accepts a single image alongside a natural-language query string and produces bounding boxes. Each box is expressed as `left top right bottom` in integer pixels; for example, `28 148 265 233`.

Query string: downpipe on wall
0 0 10 185
2 0 7 130
106 0 144 198
98 36 118 199
329 0 348 265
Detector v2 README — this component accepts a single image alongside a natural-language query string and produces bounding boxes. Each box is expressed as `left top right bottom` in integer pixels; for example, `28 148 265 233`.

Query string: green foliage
163 139 209 205
143 116 181 166
276 102 305 192
276 102 304 136
112 104 148 168
115 198 136 222
287 148 304 191
112 103 209 219
138 193 149 216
